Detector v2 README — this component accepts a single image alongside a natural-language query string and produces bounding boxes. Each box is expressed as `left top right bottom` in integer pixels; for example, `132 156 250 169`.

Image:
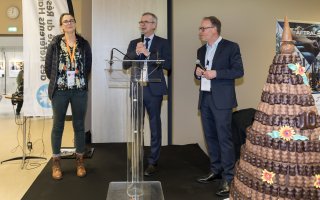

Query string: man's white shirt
201 36 222 91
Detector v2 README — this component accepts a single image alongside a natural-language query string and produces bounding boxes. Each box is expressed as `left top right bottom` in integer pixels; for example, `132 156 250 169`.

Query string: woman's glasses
62 19 76 25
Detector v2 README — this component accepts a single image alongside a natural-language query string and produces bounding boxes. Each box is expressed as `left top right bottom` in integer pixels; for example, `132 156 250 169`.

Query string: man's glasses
199 26 214 32
138 21 155 25
62 19 76 25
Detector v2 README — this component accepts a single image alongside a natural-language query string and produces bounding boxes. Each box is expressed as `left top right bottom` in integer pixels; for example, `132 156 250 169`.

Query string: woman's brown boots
52 156 62 180
76 154 86 177
52 154 86 180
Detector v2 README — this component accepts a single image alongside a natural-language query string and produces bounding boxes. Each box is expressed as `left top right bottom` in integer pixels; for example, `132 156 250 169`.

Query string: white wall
91 0 168 144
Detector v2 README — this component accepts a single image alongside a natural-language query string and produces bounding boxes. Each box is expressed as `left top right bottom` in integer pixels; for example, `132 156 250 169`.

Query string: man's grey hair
142 12 158 24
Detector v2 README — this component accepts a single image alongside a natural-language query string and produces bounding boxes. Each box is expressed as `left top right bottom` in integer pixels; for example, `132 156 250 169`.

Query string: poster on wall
8 60 23 77
0 60 4 77
276 20 320 91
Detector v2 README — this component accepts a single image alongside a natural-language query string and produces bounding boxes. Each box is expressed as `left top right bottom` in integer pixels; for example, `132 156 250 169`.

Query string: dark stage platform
22 143 228 200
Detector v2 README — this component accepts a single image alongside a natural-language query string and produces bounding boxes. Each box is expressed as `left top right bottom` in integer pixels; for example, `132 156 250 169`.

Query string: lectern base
106 181 164 200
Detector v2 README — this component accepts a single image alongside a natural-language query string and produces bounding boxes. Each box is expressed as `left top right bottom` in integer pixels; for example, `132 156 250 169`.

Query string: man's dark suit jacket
123 35 172 96
195 39 244 109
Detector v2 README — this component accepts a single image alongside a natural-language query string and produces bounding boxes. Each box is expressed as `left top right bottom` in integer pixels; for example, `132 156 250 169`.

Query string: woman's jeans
51 90 88 155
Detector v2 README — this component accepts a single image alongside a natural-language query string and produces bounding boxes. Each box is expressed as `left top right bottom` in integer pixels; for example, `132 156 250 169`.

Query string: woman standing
45 13 92 180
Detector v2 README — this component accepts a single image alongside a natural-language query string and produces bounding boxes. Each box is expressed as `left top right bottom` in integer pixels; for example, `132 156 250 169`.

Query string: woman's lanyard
65 36 77 87
65 36 77 69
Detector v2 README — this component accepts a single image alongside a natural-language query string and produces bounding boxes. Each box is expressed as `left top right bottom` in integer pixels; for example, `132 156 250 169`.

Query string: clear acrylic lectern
105 59 165 200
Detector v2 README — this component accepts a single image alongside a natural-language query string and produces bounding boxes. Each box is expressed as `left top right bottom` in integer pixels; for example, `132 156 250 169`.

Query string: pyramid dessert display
230 17 320 200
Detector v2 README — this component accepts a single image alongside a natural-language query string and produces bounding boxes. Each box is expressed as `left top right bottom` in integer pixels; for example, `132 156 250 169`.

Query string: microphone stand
1 116 46 169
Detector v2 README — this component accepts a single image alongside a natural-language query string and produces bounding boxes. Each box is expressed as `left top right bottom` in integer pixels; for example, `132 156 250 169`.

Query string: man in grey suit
194 16 244 197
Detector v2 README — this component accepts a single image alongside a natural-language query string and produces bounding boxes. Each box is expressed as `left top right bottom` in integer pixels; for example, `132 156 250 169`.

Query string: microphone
139 33 145 60
195 59 206 71
108 48 114 73
109 49 114 65
108 48 134 70
156 51 162 65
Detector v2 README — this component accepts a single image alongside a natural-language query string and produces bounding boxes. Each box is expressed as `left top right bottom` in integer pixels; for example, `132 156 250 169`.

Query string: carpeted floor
22 143 228 200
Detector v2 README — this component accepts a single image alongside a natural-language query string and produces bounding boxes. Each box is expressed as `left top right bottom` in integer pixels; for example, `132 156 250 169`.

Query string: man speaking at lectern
123 12 172 176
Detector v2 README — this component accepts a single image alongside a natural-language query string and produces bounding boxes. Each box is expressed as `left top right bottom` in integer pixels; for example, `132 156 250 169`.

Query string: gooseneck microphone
109 49 114 66
108 48 114 73
108 48 134 73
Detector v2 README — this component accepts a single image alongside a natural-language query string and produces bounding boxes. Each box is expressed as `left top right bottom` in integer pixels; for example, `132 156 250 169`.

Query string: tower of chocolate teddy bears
230 17 320 200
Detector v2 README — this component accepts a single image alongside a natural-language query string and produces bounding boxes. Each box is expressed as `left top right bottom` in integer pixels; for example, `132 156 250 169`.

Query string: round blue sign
36 84 51 108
